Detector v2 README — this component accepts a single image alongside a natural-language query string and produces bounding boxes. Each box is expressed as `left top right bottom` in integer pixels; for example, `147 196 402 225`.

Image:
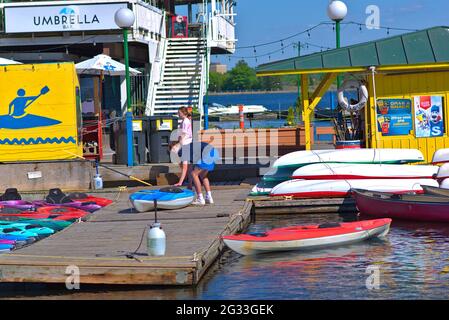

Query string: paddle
24 86 50 109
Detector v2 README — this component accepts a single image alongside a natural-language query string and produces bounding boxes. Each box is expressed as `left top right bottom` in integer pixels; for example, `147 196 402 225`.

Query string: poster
376 99 413 136
414 96 444 138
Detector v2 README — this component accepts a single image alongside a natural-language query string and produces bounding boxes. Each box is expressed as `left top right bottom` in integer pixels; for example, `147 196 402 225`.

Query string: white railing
145 11 167 116
133 1 164 40
209 14 236 53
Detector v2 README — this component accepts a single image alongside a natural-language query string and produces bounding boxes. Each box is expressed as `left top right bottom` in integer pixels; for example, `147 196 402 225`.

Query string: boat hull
131 196 194 212
223 220 391 256
353 190 449 223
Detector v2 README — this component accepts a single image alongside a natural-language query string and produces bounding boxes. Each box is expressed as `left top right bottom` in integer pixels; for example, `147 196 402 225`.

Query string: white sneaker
205 197 214 204
192 198 205 206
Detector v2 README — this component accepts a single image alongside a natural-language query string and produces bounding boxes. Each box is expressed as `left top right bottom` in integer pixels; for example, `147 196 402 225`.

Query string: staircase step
156 89 200 94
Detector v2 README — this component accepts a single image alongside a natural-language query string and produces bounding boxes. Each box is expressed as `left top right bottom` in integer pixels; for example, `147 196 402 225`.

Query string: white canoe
293 163 438 180
437 163 449 180
432 149 449 164
270 179 439 198
273 148 424 169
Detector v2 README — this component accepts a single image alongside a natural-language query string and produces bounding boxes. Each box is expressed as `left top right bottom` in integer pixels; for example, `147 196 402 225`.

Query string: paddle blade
41 86 50 95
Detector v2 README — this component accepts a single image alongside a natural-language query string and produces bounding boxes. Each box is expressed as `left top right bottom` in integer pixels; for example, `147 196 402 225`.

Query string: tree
286 106 296 126
223 60 258 91
209 71 227 92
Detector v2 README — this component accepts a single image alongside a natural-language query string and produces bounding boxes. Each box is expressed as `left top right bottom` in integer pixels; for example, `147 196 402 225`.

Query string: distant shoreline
208 90 298 96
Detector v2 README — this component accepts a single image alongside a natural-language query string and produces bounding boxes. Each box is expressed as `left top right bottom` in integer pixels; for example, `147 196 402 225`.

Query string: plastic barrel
336 140 362 149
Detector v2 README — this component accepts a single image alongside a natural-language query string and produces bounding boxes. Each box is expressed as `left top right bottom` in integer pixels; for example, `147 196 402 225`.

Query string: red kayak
353 189 449 223
68 193 113 207
222 219 391 255
0 206 89 221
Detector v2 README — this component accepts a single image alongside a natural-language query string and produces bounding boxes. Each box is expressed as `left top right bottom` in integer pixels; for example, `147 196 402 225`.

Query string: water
3 214 449 300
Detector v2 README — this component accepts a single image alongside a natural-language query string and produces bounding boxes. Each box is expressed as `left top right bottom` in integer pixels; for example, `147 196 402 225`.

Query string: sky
211 0 449 68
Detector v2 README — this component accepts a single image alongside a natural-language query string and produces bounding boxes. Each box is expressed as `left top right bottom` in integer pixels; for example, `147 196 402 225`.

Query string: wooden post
301 75 311 150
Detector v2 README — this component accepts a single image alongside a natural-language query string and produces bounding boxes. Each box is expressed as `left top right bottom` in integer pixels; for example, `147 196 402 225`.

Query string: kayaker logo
33 6 100 30
0 86 61 130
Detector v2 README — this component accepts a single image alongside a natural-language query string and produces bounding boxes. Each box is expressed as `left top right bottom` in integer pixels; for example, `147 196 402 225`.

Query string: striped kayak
273 149 424 169
292 163 438 180
270 179 439 198
223 219 392 255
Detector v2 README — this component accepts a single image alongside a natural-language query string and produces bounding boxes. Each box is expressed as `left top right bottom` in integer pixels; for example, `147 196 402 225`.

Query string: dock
0 187 252 286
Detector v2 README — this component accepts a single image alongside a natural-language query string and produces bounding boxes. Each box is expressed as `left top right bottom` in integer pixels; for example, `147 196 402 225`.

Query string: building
210 62 227 74
0 0 237 120
257 26 449 162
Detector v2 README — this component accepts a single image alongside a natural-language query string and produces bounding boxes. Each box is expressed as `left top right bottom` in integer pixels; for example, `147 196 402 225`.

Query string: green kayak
17 219 72 232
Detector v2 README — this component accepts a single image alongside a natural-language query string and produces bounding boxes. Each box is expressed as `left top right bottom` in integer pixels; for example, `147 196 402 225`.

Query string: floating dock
0 187 252 286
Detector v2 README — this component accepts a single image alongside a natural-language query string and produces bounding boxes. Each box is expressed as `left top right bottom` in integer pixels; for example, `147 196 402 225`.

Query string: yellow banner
0 63 82 162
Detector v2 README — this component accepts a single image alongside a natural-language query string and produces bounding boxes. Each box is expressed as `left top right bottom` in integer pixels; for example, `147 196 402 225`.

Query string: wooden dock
0 187 252 286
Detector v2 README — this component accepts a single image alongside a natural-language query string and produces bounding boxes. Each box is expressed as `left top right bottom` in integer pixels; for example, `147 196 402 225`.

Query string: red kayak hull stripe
271 189 424 198
292 175 434 180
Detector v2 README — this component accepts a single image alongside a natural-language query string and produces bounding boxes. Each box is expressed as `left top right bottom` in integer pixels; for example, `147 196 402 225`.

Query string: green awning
256 26 449 75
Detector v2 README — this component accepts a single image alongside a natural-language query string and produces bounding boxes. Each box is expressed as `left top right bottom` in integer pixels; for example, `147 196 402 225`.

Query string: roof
256 26 449 75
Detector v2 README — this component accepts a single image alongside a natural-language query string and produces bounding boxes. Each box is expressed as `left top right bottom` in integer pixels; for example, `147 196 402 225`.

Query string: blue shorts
178 142 219 172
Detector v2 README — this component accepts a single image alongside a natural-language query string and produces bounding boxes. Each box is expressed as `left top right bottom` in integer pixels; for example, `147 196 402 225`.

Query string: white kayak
440 178 449 190
273 148 424 169
292 163 438 180
437 163 449 180
432 149 449 164
270 178 439 198
250 181 280 196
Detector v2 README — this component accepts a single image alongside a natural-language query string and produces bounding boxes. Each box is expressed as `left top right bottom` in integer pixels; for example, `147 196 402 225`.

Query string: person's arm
8 100 15 115
174 162 189 186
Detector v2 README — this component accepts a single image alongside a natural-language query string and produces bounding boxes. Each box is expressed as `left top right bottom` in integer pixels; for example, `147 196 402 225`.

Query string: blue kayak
0 227 39 238
0 234 31 242
0 243 14 251
129 188 195 212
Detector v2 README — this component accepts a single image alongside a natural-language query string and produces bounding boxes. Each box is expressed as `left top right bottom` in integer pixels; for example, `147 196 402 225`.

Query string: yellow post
301 74 311 150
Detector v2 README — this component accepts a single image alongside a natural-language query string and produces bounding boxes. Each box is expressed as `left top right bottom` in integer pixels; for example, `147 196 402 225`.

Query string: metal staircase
150 38 207 116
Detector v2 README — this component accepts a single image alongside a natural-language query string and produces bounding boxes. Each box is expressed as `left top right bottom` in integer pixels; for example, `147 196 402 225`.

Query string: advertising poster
376 99 413 136
414 96 444 138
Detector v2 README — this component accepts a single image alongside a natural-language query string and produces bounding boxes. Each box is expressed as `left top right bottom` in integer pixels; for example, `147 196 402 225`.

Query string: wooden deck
0 187 252 286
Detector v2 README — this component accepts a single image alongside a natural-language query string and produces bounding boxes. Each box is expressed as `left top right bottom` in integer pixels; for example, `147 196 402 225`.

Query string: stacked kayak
252 148 426 196
223 219 392 255
270 179 438 198
130 188 195 212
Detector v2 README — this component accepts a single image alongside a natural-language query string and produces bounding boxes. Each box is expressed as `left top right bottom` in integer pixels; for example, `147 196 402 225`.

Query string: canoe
270 179 439 198
422 184 449 197
222 219 391 255
353 189 449 223
292 163 438 180
68 193 113 207
130 188 195 212
436 164 449 180
273 148 424 169
432 149 449 164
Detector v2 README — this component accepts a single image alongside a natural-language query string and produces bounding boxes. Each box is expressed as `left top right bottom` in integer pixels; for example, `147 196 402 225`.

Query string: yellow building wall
367 70 449 163
0 63 83 162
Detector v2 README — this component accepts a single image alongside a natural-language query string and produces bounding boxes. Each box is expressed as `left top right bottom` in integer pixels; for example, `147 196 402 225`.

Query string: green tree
223 60 258 91
286 106 296 126
209 71 227 92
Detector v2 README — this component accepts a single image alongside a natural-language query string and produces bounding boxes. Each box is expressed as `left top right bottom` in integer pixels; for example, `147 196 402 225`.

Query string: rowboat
222 219 391 256
353 189 449 223
273 148 424 169
270 179 438 198
292 163 438 180
421 184 449 197
432 149 449 164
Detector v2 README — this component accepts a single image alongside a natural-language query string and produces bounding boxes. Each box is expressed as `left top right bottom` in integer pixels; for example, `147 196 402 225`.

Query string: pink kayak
0 239 15 245
0 200 34 211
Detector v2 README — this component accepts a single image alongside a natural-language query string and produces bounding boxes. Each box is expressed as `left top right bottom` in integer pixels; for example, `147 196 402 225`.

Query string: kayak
250 180 281 196
273 149 424 169
270 179 439 198
223 219 391 255
421 185 449 197
32 200 101 213
436 164 449 180
0 239 15 245
16 219 72 231
0 243 14 251
130 188 195 212
292 163 438 180
0 200 34 211
0 233 32 242
353 189 449 223
0 222 54 236
432 149 449 164
0 227 39 238
0 206 89 221
68 193 113 207
262 167 297 183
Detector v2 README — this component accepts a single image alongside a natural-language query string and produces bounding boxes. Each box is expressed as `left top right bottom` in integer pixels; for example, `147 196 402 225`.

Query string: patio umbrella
0 57 22 65
75 54 141 76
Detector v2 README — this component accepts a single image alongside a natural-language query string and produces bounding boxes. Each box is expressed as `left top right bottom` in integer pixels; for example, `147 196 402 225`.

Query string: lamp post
115 8 135 167
327 1 347 87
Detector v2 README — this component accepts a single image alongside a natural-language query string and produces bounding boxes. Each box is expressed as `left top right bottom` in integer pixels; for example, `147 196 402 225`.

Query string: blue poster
414 96 444 138
377 99 413 136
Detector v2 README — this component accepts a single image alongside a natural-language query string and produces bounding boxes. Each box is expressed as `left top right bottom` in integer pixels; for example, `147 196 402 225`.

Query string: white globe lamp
114 8 135 29
327 1 348 22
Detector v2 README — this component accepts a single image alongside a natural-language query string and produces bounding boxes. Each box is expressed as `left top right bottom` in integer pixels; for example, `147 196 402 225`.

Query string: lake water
3 213 449 300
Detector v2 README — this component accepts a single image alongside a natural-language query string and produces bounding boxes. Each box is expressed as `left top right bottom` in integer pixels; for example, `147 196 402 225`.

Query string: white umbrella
75 54 141 76
0 57 22 65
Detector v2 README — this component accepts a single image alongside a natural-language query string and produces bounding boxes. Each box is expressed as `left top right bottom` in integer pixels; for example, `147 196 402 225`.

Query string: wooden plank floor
0 187 252 286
